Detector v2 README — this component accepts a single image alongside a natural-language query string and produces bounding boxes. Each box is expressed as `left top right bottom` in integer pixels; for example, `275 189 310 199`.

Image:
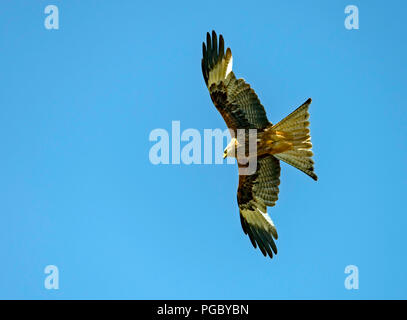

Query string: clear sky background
1 0 406 299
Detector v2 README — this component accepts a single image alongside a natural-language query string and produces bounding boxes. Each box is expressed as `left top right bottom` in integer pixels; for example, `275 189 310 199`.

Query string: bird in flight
201 31 317 259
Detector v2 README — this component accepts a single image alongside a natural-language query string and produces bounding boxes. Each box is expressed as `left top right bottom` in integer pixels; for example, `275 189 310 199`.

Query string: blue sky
1 0 406 299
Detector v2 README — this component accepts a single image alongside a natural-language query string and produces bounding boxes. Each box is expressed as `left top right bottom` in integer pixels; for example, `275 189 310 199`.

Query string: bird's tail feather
271 98 318 181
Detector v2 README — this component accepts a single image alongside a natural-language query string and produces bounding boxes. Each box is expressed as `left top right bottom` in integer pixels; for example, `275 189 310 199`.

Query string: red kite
202 31 317 259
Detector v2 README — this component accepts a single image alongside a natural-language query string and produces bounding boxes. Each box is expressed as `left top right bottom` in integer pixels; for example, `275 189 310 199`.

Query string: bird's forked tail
269 98 318 181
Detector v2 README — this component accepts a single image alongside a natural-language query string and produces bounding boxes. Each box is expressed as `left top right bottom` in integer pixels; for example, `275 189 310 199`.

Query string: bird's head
223 138 239 159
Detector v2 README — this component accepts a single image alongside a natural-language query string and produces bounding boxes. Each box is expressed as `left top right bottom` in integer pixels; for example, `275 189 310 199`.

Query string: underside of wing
238 155 281 258
202 31 233 88
202 31 270 130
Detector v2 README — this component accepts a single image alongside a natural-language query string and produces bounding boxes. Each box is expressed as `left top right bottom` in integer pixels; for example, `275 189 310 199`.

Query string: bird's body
202 31 317 259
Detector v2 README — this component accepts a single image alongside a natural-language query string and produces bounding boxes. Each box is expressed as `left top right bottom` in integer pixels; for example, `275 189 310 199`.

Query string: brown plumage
202 31 317 259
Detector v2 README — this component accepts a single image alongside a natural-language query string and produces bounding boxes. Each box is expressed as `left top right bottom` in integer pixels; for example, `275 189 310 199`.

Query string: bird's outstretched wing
202 31 270 130
238 155 281 258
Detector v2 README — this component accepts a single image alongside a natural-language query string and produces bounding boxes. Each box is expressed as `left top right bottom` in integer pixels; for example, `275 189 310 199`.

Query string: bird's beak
223 151 227 159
